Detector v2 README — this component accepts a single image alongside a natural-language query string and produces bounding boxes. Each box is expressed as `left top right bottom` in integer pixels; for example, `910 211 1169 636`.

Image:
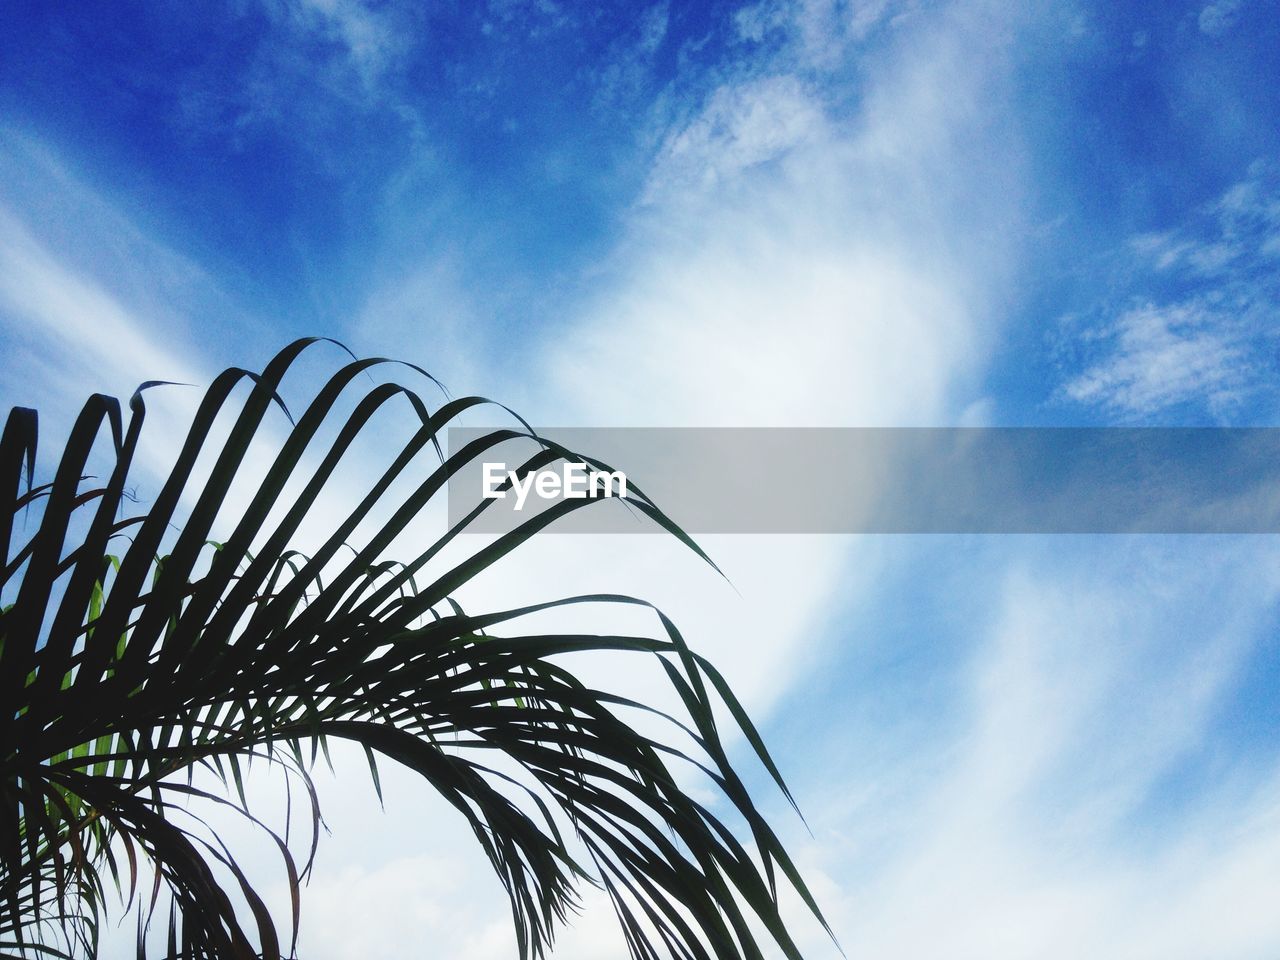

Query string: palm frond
0 340 832 959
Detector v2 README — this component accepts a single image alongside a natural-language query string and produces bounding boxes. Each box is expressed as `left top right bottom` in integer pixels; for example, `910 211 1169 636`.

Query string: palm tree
0 340 830 960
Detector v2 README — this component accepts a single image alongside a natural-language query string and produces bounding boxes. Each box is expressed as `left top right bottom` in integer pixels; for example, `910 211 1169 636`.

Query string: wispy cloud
1060 300 1255 418
222 6 1044 953
12 1 1280 957
1059 161 1280 421
540 0 1028 428
0 134 308 523
733 0 905 69
641 75 828 202
586 2 671 116
777 538 1280 959
0 138 212 414
0 208 199 394
1198 0 1246 36
1132 160 1280 278
173 0 426 153
273 0 412 92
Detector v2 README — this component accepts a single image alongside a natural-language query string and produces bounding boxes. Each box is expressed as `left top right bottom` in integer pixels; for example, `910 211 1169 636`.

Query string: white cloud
1134 161 1280 279
1217 160 1280 257
175 0 427 148
432 6 1033 947
0 209 200 392
1199 0 1245 36
638 1 671 54
775 538 1280 960
1062 161 1280 421
0 136 310 525
0 134 270 408
289 855 510 957
641 76 829 203
471 0 1031 729
567 0 1028 427
1060 301 1252 418
585 2 672 120
263 0 412 92
350 253 490 389
20 3 1280 959
0 197 217 496
206 3 1038 954
734 0 792 43
734 0 903 67
90 537 1280 960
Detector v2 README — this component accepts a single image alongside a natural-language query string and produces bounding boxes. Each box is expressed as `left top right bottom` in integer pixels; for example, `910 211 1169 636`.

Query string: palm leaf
0 340 833 959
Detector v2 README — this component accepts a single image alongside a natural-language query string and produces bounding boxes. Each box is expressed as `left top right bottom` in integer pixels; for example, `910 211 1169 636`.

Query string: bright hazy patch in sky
2 0 1280 957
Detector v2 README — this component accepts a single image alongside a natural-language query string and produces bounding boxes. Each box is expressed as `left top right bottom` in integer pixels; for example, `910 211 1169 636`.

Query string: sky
3 0 1280 957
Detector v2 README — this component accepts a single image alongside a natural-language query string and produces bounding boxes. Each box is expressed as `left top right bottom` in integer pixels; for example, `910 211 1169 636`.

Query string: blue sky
4 0 1280 957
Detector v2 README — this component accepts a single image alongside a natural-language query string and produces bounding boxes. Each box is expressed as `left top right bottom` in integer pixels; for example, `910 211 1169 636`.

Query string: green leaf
0 341 830 960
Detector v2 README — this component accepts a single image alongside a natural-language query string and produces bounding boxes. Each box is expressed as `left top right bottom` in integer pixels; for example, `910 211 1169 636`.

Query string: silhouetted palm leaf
0 340 831 959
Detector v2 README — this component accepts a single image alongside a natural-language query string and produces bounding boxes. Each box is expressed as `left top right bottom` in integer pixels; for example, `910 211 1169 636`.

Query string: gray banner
445 428 1280 534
